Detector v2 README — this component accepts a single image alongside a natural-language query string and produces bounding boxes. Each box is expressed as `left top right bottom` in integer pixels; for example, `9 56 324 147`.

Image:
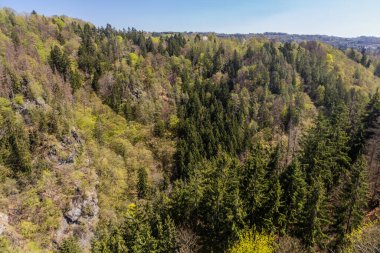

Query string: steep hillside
0 8 379 253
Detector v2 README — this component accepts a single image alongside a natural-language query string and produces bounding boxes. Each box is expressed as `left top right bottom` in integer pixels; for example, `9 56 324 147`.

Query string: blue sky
1 0 380 37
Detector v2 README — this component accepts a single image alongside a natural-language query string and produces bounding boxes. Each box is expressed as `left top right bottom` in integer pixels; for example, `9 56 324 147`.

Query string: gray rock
71 130 81 144
58 188 99 252
0 212 9 235
64 205 82 224
35 97 46 106
59 150 77 165
64 190 99 224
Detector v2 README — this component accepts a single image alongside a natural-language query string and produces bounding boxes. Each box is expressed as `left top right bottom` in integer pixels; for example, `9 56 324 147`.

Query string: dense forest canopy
0 8 379 252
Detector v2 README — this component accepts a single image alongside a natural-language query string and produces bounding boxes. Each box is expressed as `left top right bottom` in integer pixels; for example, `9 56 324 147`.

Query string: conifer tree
375 63 380 77
281 158 307 234
263 177 286 234
334 156 368 248
137 167 148 199
146 37 156 54
157 38 165 55
302 175 329 249
240 143 269 228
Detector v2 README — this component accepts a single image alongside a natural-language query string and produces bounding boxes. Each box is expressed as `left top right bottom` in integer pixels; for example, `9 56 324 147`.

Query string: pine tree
137 167 148 199
197 153 245 252
262 145 286 233
300 110 350 191
302 175 329 249
0 105 32 174
375 63 380 78
156 216 178 252
263 177 286 234
60 236 81 253
360 48 368 67
281 158 307 234
334 156 368 248
299 112 350 249
328 104 351 187
137 33 147 56
157 38 165 55
240 143 269 228
146 37 156 54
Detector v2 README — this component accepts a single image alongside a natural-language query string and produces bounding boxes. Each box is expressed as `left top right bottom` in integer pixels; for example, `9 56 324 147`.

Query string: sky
1 0 380 37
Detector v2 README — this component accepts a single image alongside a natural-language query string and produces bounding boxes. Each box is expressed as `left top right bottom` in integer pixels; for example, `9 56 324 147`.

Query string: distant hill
156 32 380 53
221 33 380 53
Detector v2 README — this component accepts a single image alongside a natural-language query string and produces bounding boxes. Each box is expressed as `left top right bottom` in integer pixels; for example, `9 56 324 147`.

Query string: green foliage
128 52 139 66
281 158 307 235
171 153 245 251
0 236 13 253
153 119 166 137
240 143 271 228
137 167 148 199
69 69 82 92
60 237 82 253
19 221 38 239
228 230 274 253
49 45 70 80
0 98 32 174
302 175 329 249
344 220 380 253
13 94 24 105
0 10 378 252
93 202 178 253
92 224 126 253
334 155 368 249
375 63 380 78
168 115 179 131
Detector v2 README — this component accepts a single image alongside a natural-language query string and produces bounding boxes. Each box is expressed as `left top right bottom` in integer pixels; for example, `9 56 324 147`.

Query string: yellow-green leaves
19 221 38 239
229 230 274 253
128 52 139 67
13 94 24 105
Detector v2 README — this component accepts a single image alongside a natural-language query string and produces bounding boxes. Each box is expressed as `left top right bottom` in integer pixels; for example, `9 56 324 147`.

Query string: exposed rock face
58 150 77 165
64 189 99 224
0 212 9 235
46 129 82 165
56 187 99 251
44 129 99 251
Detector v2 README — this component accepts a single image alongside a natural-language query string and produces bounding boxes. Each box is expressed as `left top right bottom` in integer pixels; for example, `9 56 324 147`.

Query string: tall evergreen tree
281 158 307 235
334 156 368 249
240 142 269 228
302 175 329 249
137 167 148 199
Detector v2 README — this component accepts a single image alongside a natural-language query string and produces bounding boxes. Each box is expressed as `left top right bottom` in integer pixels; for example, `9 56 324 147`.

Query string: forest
0 8 379 252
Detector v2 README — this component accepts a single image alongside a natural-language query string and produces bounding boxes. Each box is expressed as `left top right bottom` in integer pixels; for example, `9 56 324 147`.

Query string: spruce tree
302 175 329 249
240 142 269 228
281 158 307 235
137 167 148 199
263 177 286 234
334 156 368 248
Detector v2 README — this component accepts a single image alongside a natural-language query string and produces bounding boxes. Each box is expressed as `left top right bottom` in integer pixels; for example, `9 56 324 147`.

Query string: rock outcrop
0 212 9 235
55 187 99 251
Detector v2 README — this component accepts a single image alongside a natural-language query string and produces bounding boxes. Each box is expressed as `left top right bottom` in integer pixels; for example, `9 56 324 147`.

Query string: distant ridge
154 31 380 53
222 33 380 53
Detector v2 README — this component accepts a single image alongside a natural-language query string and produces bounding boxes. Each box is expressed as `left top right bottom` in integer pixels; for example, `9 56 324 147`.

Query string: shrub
345 220 380 253
229 230 274 253
19 221 38 239
60 236 82 253
13 94 24 105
